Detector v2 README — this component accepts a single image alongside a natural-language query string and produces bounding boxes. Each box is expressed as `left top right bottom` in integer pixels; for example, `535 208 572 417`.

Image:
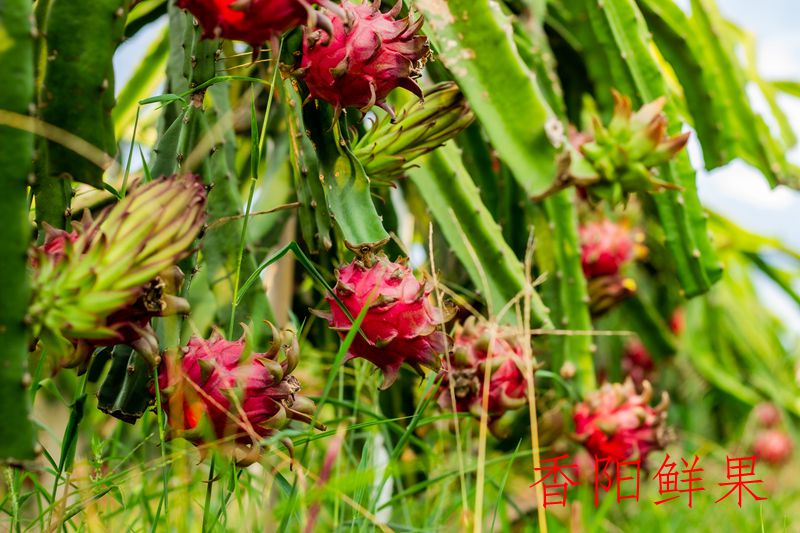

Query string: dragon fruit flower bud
353 82 475 183
569 90 690 205
29 175 207 367
177 0 341 50
573 379 672 463
158 324 318 466
315 253 453 390
752 429 793 466
437 317 531 438
301 0 430 116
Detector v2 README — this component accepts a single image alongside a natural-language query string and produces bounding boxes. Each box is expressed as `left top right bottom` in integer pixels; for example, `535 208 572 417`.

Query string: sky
113 1 800 333
685 0 800 332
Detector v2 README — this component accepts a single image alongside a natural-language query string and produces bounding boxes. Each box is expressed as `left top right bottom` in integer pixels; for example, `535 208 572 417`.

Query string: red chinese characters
716 456 767 507
594 456 641 506
652 454 704 508
531 454 579 507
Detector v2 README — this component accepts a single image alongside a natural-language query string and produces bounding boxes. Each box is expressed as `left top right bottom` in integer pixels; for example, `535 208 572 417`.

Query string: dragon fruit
579 220 634 278
177 0 339 49
437 317 529 438
315 254 452 389
158 325 317 465
301 0 430 115
622 339 654 388
753 403 781 428
752 429 793 466
573 379 671 463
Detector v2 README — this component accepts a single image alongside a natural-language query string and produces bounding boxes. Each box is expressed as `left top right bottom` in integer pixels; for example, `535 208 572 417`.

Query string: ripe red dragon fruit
753 402 781 428
315 254 452 389
579 220 634 279
158 325 317 465
437 318 529 437
573 379 671 463
301 0 430 115
177 0 338 48
752 429 793 466
622 339 654 388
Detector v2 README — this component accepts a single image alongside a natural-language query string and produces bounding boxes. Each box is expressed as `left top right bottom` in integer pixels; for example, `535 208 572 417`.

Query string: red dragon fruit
579 220 634 279
177 0 339 49
315 254 452 389
158 325 317 465
301 0 430 115
437 317 529 437
753 402 781 428
752 429 793 466
573 379 671 463
622 338 654 388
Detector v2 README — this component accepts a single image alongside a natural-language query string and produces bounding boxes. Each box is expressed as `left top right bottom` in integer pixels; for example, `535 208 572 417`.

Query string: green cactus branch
0 0 39 461
414 0 559 198
38 0 130 191
409 143 552 328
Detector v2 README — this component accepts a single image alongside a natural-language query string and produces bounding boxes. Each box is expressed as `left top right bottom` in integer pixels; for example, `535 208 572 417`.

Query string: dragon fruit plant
436 317 530 438
301 0 430 116
621 339 655 389
315 254 453 389
177 0 342 49
573 379 672 463
158 324 317 465
28 175 206 370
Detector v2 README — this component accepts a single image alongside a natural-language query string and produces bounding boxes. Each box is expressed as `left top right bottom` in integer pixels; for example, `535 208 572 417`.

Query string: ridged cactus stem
532 192 596 392
0 0 38 460
38 0 129 190
409 143 552 328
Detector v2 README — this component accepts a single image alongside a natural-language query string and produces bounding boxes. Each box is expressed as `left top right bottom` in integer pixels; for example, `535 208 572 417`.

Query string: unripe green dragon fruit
569 91 690 204
437 317 530 438
301 0 430 116
315 253 453 389
353 82 475 183
573 379 671 463
29 175 207 369
157 324 317 465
